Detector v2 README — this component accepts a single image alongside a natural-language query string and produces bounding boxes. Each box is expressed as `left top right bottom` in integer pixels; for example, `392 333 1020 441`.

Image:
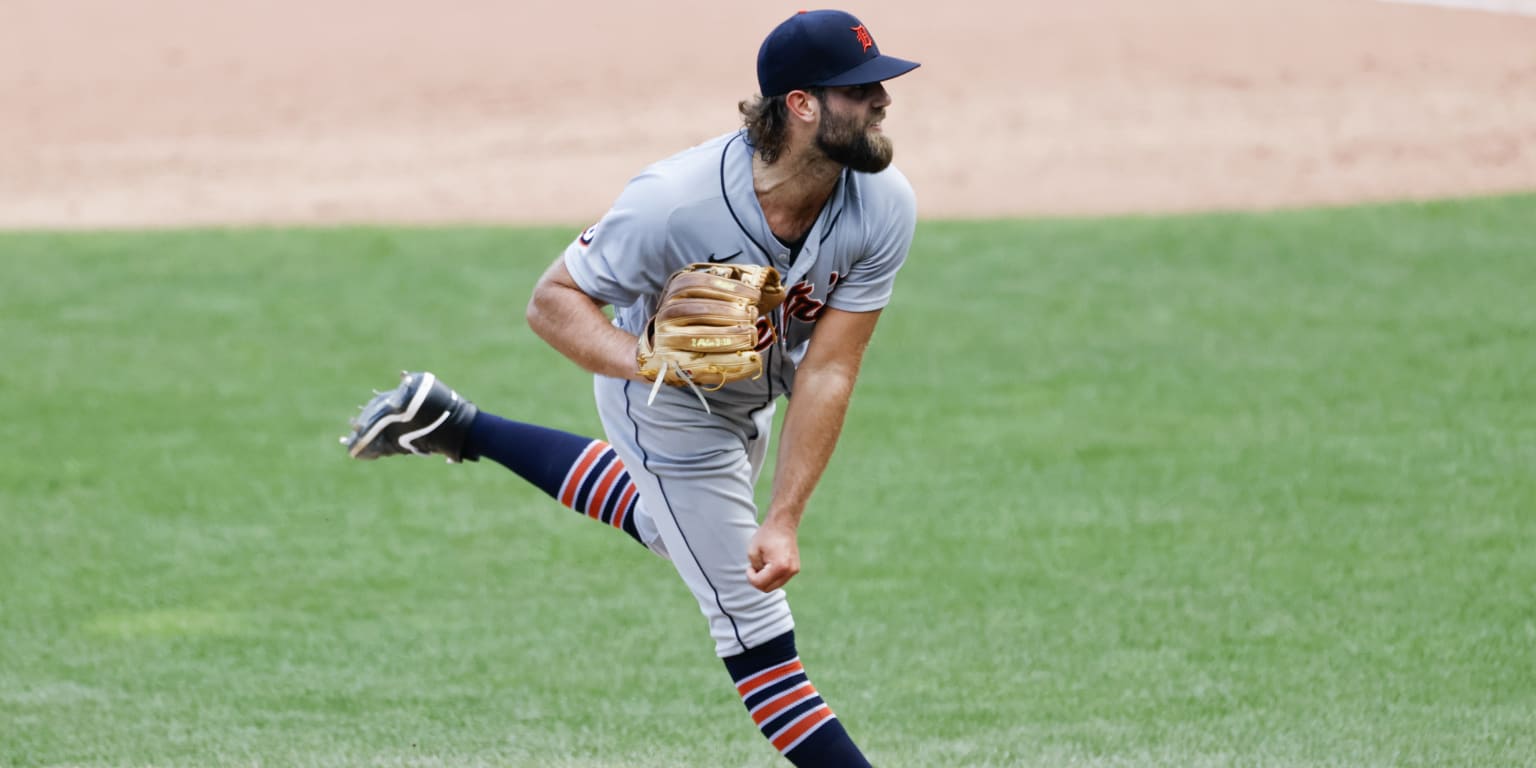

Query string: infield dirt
3 0 1534 228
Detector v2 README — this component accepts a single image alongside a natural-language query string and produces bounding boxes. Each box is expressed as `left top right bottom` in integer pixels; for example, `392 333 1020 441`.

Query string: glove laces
646 360 712 415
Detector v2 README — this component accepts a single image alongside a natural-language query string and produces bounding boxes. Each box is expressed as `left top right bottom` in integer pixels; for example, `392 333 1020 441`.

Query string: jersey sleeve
562 170 675 309
825 167 917 313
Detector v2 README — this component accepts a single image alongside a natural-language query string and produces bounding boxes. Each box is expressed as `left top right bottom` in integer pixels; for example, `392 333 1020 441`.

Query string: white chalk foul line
1378 0 1536 16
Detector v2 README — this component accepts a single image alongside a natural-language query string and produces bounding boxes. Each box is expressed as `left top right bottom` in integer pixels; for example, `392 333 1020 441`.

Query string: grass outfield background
2 195 1534 767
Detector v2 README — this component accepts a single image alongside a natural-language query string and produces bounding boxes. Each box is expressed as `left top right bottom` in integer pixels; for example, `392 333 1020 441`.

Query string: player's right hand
746 521 800 593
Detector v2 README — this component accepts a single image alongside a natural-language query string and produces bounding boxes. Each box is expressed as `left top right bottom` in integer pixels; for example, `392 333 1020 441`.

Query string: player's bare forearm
767 363 858 528
768 308 881 522
527 257 647 383
748 307 882 592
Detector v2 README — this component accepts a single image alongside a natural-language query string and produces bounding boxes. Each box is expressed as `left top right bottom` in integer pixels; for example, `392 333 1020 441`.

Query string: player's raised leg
341 371 649 548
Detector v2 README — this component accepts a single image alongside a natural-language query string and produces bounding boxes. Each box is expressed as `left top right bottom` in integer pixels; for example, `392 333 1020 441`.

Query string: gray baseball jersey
565 130 916 411
562 129 917 656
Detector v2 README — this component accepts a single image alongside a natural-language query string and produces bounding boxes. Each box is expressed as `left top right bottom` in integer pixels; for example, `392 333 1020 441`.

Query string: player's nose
870 82 892 109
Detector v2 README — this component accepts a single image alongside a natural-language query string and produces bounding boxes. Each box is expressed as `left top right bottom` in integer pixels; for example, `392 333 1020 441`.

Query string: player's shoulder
604 132 737 230
846 164 916 216
629 132 739 198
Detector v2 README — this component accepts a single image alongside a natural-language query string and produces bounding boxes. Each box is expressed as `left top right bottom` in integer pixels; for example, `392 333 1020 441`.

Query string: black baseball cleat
341 371 479 463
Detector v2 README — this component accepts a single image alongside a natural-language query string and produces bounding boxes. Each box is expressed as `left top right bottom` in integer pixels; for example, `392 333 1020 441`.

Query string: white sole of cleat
348 371 438 459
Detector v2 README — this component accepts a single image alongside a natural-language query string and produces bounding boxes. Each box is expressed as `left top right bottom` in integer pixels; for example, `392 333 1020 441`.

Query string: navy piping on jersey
819 199 843 243
721 133 776 262
724 131 848 258
622 379 747 650
748 315 779 441
725 131 851 429
726 132 784 430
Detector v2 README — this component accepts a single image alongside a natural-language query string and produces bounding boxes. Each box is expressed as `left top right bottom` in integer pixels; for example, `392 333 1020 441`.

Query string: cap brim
814 55 921 88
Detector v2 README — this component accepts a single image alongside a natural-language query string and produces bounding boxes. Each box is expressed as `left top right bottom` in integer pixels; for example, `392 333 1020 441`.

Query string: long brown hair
737 88 825 164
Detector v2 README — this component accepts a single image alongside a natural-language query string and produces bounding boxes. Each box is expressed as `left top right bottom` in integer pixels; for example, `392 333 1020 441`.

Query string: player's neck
752 149 841 244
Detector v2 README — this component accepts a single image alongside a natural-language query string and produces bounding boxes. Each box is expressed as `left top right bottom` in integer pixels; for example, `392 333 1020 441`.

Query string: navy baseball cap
757 10 921 98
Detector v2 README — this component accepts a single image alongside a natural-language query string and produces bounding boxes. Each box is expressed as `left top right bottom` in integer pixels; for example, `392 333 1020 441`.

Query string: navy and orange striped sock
724 631 871 768
461 411 643 546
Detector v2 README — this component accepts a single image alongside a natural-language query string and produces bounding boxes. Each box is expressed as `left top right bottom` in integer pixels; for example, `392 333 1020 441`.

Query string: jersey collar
722 131 848 286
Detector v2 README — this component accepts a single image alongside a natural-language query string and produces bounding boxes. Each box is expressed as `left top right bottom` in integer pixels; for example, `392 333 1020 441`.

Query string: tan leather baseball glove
637 263 786 402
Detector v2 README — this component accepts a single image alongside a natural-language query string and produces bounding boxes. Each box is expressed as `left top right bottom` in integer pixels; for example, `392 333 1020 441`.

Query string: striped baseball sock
460 411 644 546
724 630 871 768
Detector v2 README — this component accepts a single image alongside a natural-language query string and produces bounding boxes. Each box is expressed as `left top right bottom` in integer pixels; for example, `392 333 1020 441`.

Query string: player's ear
785 89 819 123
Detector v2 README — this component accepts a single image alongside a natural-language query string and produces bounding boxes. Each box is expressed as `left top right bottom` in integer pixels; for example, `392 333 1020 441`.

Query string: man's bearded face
815 97 893 173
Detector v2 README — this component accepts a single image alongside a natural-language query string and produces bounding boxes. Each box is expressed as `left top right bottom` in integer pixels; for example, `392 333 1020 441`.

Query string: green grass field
3 195 1534 767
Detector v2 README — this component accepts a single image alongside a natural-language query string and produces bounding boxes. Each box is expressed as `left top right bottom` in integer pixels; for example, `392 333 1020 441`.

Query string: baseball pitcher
342 10 919 766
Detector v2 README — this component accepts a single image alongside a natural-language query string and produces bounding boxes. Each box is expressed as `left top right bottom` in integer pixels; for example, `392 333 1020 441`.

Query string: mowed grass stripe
1 195 1533 767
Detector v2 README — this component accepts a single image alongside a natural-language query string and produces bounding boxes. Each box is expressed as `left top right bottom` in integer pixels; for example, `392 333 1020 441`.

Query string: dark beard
815 107 894 173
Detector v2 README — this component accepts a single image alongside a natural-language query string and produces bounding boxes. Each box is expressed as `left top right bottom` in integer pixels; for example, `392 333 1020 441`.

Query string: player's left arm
747 306 882 593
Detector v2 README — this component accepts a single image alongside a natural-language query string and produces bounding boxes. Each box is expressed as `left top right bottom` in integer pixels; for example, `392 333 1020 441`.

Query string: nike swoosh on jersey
707 250 744 263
